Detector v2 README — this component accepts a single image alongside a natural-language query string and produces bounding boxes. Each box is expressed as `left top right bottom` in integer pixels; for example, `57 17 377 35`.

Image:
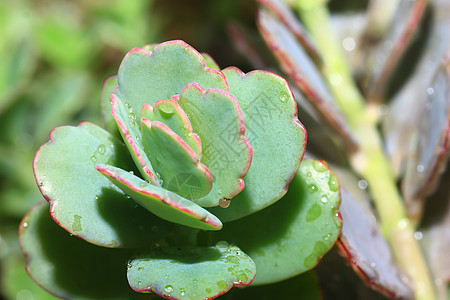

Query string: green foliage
19 40 337 299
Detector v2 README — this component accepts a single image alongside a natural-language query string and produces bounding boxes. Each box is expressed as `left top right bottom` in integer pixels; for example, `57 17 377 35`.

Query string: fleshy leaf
177 83 252 207
111 93 159 185
336 188 414 299
257 0 323 66
100 74 119 137
402 61 449 214
257 8 358 152
140 119 212 200
116 40 228 114
209 67 306 221
366 0 428 102
127 241 255 299
19 201 152 299
96 164 222 231
33 122 176 248
203 159 341 285
141 99 202 159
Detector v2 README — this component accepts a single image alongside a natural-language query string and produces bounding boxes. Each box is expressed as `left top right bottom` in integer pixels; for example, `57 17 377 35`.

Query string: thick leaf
382 3 449 177
141 119 212 200
96 164 222 231
257 8 358 152
19 201 152 299
177 83 252 207
257 0 323 66
203 159 342 285
366 0 429 102
209 67 306 221
127 241 255 299
33 122 176 247
116 40 228 113
222 271 321 299
101 74 119 137
111 93 159 185
336 188 414 299
141 99 202 158
402 60 449 215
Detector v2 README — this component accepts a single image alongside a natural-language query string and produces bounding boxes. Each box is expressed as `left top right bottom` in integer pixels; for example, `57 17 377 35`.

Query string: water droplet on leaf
307 184 318 194
219 198 231 208
321 195 328 204
164 285 174 294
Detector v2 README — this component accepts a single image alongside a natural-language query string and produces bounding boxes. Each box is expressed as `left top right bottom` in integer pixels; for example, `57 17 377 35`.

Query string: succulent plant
20 40 343 299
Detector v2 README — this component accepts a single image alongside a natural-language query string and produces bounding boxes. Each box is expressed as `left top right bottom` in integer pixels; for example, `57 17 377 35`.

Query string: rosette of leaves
20 40 343 299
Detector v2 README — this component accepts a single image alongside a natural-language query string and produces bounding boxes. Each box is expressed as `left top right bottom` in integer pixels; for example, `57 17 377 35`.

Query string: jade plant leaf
33 122 177 247
111 93 159 185
204 159 341 284
19 201 152 299
127 241 255 299
141 99 202 158
96 164 222 231
177 83 252 207
209 67 306 221
116 40 229 114
140 119 212 199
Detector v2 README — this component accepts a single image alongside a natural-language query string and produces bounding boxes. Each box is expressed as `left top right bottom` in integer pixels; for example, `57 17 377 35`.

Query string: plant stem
292 1 436 299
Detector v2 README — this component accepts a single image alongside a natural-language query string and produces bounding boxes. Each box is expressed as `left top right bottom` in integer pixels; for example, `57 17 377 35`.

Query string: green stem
292 1 436 299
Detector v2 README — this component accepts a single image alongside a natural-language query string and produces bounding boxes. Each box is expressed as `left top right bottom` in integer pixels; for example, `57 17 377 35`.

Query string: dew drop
205 288 212 293
313 160 327 172
164 274 169 279
137 281 142 286
217 280 228 290
307 184 318 194
328 175 339 192
426 87 434 95
137 267 144 271
416 165 424 173
279 92 289 103
414 231 423 240
307 172 312 177
97 144 106 154
164 285 174 294
90 155 97 162
125 102 131 110
22 222 28 228
370 262 377 268
193 279 198 283
219 198 231 208
342 37 356 51
323 233 332 240
128 170 134 175
358 180 368 190
320 195 328 204
180 289 186 296
216 241 229 248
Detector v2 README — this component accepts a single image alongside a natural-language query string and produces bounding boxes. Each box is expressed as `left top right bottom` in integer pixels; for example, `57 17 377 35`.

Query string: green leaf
141 99 202 158
96 164 222 231
209 68 306 221
33 122 176 247
177 83 252 207
203 159 341 285
19 201 153 299
111 93 159 185
141 119 213 200
100 74 120 137
127 241 255 299
116 40 228 113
